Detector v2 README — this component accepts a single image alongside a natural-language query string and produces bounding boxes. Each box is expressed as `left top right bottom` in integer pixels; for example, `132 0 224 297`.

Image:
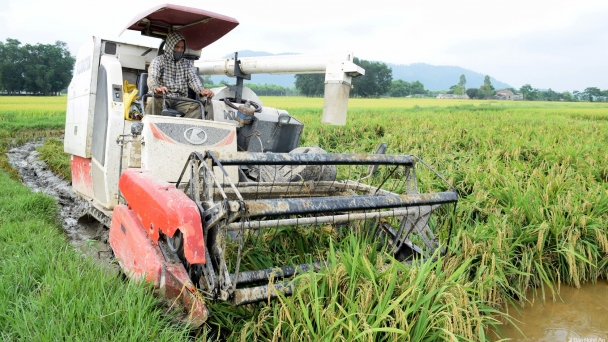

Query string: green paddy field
0 96 606 341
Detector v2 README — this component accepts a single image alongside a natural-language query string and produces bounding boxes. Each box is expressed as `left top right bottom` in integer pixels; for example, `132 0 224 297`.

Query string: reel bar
231 262 324 285
208 151 415 166
215 181 391 200
234 180 395 194
225 205 437 231
233 282 293 306
223 184 348 200
242 191 458 217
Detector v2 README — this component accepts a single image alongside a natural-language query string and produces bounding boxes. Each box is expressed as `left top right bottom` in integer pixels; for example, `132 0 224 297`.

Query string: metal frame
174 151 458 305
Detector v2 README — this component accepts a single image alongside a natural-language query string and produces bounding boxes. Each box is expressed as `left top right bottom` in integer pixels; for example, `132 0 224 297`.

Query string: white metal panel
91 55 126 210
321 83 350 125
140 115 238 183
64 37 102 157
98 37 159 64
117 54 146 70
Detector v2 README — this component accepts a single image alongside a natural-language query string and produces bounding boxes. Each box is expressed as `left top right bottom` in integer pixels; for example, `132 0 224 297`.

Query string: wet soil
6 140 116 271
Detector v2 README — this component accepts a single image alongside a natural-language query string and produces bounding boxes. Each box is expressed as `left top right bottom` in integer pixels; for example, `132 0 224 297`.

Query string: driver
146 31 214 119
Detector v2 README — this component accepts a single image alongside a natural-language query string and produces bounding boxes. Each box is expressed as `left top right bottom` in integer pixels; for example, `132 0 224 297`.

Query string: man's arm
187 67 214 98
147 57 167 94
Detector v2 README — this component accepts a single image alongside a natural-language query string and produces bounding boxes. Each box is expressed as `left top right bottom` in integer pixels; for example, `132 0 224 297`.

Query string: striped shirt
147 33 205 98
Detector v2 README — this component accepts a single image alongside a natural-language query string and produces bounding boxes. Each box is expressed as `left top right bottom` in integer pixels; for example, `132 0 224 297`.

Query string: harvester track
7 139 116 270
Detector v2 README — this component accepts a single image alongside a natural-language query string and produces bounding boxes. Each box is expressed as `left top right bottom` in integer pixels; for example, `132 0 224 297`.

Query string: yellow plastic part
123 80 139 120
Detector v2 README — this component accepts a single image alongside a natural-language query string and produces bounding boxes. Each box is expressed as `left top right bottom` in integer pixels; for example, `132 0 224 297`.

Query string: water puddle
6 140 116 271
489 281 608 341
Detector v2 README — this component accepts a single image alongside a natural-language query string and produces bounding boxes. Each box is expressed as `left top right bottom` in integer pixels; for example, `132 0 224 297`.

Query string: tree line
4 39 605 102
518 85 607 102
446 75 497 99
202 77 299 96
0 39 75 96
449 74 607 102
295 58 401 98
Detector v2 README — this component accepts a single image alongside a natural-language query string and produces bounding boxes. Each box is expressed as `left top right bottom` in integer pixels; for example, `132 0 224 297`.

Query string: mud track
7 140 117 271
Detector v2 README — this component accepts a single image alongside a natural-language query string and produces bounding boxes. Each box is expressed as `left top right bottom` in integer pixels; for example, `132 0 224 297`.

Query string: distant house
494 89 523 100
436 94 469 99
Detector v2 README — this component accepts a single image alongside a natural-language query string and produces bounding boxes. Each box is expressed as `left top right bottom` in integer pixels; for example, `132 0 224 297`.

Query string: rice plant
3 96 608 341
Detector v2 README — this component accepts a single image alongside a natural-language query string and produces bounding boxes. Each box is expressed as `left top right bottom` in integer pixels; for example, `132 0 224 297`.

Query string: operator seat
138 73 149 102
136 71 206 119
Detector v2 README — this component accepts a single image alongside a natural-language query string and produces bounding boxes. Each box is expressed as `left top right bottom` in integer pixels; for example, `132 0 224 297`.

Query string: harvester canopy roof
121 4 239 50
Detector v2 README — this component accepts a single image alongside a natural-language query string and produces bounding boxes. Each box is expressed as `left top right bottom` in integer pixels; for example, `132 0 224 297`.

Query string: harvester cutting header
64 4 458 326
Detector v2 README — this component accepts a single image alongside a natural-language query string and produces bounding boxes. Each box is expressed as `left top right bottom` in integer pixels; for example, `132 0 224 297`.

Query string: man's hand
154 86 168 94
201 89 214 98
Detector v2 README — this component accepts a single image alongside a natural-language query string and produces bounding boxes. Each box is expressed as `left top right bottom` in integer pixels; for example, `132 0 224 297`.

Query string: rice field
1 95 607 341
0 96 190 341
0 96 66 178
244 96 608 340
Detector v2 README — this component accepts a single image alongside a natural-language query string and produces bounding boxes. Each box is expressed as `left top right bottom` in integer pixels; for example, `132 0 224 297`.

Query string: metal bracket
201 203 226 230
227 52 251 103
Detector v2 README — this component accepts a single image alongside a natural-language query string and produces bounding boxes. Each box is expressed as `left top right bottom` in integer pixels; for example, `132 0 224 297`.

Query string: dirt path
6 140 116 271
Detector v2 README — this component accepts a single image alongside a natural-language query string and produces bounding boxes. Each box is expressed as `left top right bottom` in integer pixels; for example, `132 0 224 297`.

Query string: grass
38 137 71 180
2 95 608 341
0 96 190 340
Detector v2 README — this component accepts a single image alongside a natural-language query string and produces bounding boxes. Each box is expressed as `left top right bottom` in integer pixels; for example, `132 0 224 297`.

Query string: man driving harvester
146 31 214 119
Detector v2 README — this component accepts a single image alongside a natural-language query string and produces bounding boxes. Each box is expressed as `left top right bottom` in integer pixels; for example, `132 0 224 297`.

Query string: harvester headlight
278 112 291 125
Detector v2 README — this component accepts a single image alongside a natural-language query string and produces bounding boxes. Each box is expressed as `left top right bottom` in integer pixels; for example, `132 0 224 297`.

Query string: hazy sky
1 0 607 92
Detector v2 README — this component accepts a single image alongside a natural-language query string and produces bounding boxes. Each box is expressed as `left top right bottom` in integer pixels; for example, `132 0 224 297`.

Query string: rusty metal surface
243 191 458 217
160 263 209 327
232 262 323 285
209 151 416 166
233 282 294 306
225 206 434 231
216 180 397 200
218 184 349 200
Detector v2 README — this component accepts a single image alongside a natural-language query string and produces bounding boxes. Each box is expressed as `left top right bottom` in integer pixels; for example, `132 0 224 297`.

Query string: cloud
1 0 607 91
438 10 608 91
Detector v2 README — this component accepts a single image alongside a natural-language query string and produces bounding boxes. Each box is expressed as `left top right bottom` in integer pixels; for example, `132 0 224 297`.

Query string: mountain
207 51 512 91
387 63 511 91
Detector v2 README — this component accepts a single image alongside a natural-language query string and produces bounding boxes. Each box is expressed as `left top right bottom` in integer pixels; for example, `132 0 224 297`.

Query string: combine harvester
64 4 458 326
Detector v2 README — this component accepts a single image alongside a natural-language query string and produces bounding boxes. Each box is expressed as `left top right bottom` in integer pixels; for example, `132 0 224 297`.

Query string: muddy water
489 281 608 341
6 140 115 270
